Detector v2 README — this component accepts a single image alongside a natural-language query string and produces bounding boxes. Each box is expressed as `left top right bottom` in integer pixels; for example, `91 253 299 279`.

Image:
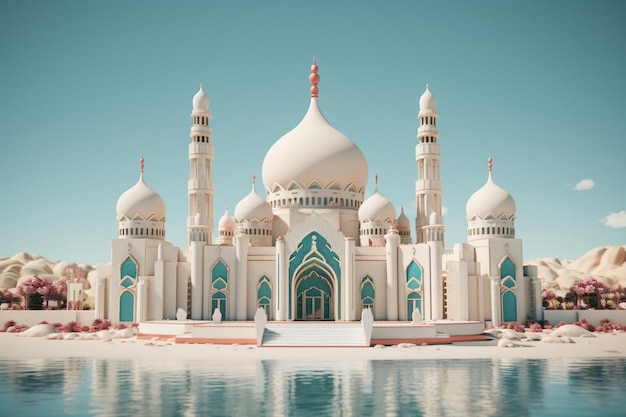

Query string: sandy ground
1 332 625 361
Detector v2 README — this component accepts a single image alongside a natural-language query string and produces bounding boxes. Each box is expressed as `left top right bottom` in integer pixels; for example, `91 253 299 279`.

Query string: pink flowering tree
0 289 21 308
16 275 54 310
571 276 607 309
49 277 68 309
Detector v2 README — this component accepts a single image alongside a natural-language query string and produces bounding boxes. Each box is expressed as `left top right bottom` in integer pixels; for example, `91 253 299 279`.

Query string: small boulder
20 324 56 337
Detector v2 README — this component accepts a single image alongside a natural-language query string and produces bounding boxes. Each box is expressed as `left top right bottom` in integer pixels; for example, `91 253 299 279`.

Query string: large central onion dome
262 61 368 196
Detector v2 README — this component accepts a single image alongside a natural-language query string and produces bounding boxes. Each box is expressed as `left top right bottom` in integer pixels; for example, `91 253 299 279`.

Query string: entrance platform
137 320 486 347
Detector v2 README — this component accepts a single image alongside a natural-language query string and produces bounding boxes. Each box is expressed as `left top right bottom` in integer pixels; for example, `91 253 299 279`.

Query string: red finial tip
140 155 145 174
488 156 493 173
309 58 320 98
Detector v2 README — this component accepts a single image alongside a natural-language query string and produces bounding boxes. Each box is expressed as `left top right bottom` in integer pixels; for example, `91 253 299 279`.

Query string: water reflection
0 357 624 416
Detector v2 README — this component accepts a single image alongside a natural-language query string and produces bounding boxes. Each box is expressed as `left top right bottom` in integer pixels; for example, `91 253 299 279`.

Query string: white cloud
441 206 448 216
602 211 626 228
573 179 595 190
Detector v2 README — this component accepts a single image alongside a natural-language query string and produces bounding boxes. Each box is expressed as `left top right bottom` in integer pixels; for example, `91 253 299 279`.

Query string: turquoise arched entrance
289 232 340 321
295 269 333 320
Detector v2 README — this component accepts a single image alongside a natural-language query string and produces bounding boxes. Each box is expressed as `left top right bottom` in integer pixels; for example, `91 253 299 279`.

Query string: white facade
96 61 541 326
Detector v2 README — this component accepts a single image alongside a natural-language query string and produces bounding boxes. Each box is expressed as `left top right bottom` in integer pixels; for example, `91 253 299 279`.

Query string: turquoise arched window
360 275 375 311
119 291 134 322
258 275 272 317
500 257 517 322
211 260 228 318
406 261 423 319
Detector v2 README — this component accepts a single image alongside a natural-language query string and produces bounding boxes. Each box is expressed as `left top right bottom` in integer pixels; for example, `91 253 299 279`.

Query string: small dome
419 85 437 115
359 189 396 222
192 85 209 111
218 207 235 230
116 174 166 221
234 186 273 222
466 173 516 220
396 207 411 231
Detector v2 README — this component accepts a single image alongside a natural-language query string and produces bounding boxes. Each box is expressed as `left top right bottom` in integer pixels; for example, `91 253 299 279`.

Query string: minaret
188 85 214 245
415 85 444 244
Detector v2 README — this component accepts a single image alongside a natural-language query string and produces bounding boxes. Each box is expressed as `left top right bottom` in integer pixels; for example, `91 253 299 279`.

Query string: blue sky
1 0 624 265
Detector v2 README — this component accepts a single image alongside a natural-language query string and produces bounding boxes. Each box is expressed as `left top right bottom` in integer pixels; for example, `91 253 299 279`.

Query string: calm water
0 357 624 417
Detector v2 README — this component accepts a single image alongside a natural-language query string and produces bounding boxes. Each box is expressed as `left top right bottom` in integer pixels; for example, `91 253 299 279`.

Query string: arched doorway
295 269 334 320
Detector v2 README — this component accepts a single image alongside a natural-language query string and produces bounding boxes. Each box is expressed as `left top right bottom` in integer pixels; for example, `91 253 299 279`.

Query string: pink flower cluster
542 276 625 310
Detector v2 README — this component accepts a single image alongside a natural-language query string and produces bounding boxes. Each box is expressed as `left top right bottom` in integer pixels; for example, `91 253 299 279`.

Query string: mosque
94 61 542 339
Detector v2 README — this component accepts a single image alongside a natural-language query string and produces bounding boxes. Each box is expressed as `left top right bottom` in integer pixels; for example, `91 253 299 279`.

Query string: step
262 323 367 347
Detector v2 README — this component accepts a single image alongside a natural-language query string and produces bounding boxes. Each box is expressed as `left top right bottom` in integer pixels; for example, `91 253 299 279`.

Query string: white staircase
262 322 367 347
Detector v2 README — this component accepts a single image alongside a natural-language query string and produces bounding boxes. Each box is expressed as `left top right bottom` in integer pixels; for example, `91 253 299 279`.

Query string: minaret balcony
415 179 441 191
188 178 215 191
190 125 212 135
418 125 439 136
415 143 440 157
189 142 214 156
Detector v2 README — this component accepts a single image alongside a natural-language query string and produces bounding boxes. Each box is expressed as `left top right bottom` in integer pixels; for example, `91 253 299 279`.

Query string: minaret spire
139 155 145 178
309 58 320 98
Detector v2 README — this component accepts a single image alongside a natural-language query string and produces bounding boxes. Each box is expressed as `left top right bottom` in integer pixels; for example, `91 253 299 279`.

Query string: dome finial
140 155 145 176
426 83 429 90
309 58 320 98
488 156 493 173
375 174 379 191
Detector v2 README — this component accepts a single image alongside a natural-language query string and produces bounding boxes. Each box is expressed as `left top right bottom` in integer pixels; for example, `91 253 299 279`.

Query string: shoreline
1 332 625 361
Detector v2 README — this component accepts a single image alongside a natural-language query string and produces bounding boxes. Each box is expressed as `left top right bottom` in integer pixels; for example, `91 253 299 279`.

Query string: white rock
94 330 112 341
484 329 501 338
559 335 575 344
523 332 543 341
19 324 56 337
497 338 517 348
551 324 595 338
397 343 417 348
502 329 520 340
78 333 95 340
541 335 563 343
45 333 63 340
116 328 135 338
64 332 79 340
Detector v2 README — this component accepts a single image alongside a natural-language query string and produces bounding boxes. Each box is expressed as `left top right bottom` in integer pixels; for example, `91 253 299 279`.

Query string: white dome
192 85 209 111
262 98 368 193
116 174 166 221
234 186 273 222
419 85 437 115
359 189 396 222
218 207 235 230
466 173 516 220
396 207 411 231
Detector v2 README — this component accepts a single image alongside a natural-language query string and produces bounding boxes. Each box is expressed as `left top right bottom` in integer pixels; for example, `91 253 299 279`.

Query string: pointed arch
328 181 342 190
346 183 358 193
306 180 323 190
289 232 341 320
211 259 229 318
499 256 517 322
360 275 375 314
406 260 423 319
119 256 137 322
119 291 134 322
257 274 272 318
287 181 302 191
